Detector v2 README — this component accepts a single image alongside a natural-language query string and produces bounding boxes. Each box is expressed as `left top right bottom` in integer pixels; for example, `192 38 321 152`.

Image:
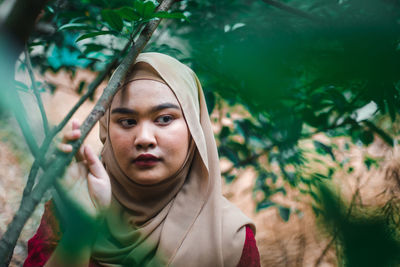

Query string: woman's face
109 79 190 185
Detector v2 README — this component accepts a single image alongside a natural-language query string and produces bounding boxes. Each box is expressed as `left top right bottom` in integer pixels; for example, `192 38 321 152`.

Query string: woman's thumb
83 145 107 179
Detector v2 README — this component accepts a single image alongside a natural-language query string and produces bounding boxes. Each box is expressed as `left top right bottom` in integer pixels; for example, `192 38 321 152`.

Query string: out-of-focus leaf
77 81 86 95
101 9 123 32
317 182 400 266
205 91 215 114
14 81 29 92
152 11 188 21
76 31 115 42
134 0 156 19
364 156 379 170
219 126 230 140
256 200 275 212
278 206 291 222
364 120 394 147
116 7 141 21
58 23 93 31
360 130 374 146
83 44 106 54
219 146 239 164
313 140 336 161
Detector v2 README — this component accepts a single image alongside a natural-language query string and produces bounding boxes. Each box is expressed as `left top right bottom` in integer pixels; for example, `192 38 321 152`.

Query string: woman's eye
119 119 136 127
156 115 174 125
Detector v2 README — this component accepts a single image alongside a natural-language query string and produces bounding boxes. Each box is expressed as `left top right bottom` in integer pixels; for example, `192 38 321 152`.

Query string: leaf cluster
157 0 400 220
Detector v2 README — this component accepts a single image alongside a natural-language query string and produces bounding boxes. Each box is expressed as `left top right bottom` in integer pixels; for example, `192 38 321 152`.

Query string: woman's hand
55 119 111 224
45 120 111 267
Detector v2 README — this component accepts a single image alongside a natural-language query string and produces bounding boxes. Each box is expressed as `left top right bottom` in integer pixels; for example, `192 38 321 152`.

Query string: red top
24 201 260 267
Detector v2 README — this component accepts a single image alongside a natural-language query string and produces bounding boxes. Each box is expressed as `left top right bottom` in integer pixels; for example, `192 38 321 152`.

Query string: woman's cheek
111 131 131 155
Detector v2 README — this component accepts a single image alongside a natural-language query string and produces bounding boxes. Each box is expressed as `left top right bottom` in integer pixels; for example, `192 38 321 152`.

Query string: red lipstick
133 154 160 168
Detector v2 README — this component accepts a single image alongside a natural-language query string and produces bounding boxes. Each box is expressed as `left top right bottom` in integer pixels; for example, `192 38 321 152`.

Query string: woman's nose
133 123 156 150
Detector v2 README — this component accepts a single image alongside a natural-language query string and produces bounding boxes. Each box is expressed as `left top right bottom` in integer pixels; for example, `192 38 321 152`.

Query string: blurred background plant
1 0 400 266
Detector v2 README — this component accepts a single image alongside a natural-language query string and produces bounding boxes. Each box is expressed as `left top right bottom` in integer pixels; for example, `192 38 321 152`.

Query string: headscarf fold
93 52 254 266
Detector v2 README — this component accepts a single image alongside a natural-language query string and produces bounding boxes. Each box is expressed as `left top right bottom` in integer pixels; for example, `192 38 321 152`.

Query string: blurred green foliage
16 0 400 223
160 0 400 220
317 182 400 266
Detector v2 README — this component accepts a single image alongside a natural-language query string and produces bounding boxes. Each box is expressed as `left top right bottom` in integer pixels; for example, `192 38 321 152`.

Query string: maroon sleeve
23 201 62 267
236 225 261 267
23 200 101 267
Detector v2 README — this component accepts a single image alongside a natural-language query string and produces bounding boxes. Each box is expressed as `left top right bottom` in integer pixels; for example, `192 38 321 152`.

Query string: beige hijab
92 52 254 266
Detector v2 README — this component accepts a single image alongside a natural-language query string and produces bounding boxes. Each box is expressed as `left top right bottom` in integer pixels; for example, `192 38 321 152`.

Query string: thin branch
363 120 394 147
261 0 324 23
24 45 50 135
22 160 40 197
130 22 145 42
0 0 175 263
222 151 266 176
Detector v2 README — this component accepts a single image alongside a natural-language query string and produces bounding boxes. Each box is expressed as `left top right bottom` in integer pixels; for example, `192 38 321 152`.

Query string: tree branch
22 160 40 197
363 120 394 147
222 151 267 176
24 45 50 135
0 0 175 264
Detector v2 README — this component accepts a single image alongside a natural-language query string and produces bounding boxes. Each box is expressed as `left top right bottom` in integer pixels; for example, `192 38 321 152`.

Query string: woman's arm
24 201 61 267
29 120 111 267
237 225 261 267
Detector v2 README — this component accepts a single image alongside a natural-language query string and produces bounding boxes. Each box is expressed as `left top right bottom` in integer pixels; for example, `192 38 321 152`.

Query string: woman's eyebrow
111 107 137 115
111 103 180 115
150 103 180 113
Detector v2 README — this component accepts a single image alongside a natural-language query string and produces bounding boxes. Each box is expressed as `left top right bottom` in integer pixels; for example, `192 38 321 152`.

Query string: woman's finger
72 119 80 131
57 143 73 153
61 129 81 143
83 145 107 179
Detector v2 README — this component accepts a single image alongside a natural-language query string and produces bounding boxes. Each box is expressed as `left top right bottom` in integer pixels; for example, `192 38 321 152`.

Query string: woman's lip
134 154 160 161
133 154 160 168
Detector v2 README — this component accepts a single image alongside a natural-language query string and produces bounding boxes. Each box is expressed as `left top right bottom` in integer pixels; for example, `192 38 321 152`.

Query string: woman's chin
128 174 165 185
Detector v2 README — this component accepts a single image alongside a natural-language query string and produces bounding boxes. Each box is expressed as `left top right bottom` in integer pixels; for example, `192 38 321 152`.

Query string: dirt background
0 69 396 266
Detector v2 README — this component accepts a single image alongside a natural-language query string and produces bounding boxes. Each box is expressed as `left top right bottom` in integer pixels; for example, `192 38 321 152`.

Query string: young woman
24 52 260 266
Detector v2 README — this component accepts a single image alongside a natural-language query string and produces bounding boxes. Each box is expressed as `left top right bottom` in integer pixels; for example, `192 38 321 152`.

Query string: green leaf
313 140 335 161
256 200 275 212
205 91 215 114
219 126 230 139
360 130 374 146
134 0 156 19
142 1 156 19
83 44 106 54
278 206 290 222
219 146 239 165
152 11 188 21
101 9 123 32
77 81 86 95
76 31 114 42
14 80 29 92
45 6 55 14
115 7 140 21
29 41 46 47
58 23 93 31
364 156 379 170
347 167 354 173
364 121 393 147
275 187 287 196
